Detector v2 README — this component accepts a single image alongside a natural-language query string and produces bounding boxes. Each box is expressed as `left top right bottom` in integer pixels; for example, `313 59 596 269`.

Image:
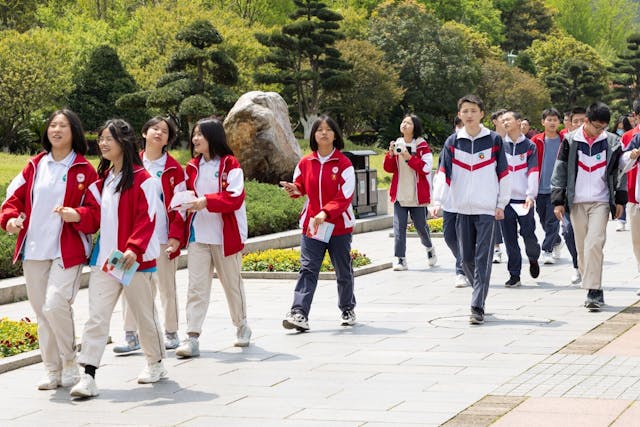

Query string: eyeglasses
589 122 608 133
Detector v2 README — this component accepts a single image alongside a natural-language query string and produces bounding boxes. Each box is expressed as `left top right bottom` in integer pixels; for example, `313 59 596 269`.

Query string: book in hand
169 190 197 211
306 219 334 243
102 249 139 286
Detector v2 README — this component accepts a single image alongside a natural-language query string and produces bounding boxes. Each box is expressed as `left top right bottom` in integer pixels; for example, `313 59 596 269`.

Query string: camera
393 140 407 154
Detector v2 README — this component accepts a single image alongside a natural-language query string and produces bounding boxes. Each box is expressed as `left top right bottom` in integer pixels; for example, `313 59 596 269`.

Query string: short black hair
404 114 424 139
142 116 178 151
309 115 344 151
506 111 523 121
541 108 561 120
457 94 484 112
586 102 611 123
490 109 507 121
190 118 234 159
42 109 88 155
570 106 587 119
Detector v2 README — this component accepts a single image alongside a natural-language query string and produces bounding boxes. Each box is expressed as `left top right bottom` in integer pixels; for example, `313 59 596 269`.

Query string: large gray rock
224 91 301 183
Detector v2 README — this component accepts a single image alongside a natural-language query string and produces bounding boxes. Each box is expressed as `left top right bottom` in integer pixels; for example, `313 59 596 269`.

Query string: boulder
224 91 301 183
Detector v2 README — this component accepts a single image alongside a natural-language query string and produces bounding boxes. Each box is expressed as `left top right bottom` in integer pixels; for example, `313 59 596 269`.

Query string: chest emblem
478 153 485 160
596 154 601 160
62 174 67 183
156 170 162 178
332 167 339 174
77 173 85 183
78 183 85 191
331 174 337 181
170 177 174 185
520 154 525 160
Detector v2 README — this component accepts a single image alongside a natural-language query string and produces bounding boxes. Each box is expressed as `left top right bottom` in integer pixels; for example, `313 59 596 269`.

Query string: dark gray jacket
550 129 627 217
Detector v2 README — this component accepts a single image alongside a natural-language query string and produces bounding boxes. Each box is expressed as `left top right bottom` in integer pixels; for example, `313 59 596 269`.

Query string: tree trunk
300 113 319 140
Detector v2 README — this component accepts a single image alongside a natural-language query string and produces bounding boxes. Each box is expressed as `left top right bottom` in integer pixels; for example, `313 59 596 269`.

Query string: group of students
417 94 640 325
1 110 359 399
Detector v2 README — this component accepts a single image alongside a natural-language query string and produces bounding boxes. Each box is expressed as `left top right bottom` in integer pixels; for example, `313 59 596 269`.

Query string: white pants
23 259 82 372
121 244 179 334
570 202 609 290
78 269 165 368
186 243 247 335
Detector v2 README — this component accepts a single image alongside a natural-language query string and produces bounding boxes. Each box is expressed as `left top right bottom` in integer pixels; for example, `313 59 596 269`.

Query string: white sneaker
61 359 80 387
175 337 200 358
70 373 98 398
393 257 408 271
616 221 626 231
454 274 470 288
137 361 168 384
552 241 564 259
37 370 61 390
234 325 252 347
571 268 582 285
492 248 502 263
427 247 437 267
164 332 180 350
542 252 555 264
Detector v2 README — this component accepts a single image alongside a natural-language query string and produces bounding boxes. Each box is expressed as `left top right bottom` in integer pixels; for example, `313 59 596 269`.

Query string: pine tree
254 0 353 137
68 45 145 132
608 33 640 112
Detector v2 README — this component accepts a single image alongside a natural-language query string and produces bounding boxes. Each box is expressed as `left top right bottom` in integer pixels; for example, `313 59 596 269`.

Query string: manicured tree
254 0 353 138
544 59 608 112
117 20 238 135
608 33 640 112
68 45 146 132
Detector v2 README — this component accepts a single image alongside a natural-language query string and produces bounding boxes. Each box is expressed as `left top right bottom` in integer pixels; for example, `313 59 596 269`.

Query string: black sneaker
584 289 602 312
505 275 521 288
469 307 484 324
529 260 540 279
340 309 356 326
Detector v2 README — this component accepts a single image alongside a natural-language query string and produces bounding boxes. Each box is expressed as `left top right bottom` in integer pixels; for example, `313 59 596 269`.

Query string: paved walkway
1 219 640 426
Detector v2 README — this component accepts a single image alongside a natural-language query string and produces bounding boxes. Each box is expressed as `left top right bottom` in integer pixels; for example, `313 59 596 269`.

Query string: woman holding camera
384 114 437 271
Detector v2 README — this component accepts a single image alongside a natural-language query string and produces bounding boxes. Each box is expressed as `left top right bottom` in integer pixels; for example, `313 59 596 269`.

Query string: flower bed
242 248 371 272
408 217 443 233
0 317 38 358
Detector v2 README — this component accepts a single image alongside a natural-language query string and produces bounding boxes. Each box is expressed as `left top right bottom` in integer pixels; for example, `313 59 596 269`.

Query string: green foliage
428 0 505 46
498 0 554 52
607 33 640 112
0 0 45 31
244 180 305 238
68 45 147 132
255 0 354 136
242 248 371 272
0 317 38 358
477 58 551 123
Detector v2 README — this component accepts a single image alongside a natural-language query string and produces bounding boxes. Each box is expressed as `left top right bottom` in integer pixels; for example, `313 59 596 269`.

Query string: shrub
407 217 444 233
245 180 305 237
242 248 371 272
0 317 38 358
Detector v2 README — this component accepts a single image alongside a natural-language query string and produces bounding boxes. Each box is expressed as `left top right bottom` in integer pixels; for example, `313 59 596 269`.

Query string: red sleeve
383 152 398 173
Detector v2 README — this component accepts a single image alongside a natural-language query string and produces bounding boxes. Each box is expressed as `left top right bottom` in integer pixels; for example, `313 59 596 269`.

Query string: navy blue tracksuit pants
443 210 463 275
500 202 541 277
456 214 496 312
291 233 356 317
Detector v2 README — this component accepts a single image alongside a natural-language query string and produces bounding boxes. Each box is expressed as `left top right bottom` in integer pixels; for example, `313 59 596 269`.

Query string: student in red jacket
384 114 436 271
113 116 186 354
70 119 167 398
1 109 98 391
280 115 357 332
175 117 251 358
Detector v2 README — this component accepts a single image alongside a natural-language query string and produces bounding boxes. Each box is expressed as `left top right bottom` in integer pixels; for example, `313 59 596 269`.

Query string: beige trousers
78 269 165 368
121 244 179 334
628 204 640 271
570 202 610 290
22 259 82 372
186 243 247 335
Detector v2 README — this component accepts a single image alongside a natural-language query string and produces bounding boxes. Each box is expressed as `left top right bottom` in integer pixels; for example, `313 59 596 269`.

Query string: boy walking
433 95 511 324
551 102 627 311
500 111 541 287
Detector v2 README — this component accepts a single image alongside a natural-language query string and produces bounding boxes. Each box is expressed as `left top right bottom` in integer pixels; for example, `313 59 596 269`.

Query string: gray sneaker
340 309 356 326
426 247 437 267
282 310 309 332
113 332 140 354
164 332 180 350
234 325 252 347
175 337 200 358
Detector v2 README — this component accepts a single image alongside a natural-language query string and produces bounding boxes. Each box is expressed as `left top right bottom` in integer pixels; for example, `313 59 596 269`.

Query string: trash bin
343 150 378 218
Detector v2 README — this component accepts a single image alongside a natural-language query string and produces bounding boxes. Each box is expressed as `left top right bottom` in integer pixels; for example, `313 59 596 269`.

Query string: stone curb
388 231 444 238
0 349 41 374
218 260 392 280
0 215 393 306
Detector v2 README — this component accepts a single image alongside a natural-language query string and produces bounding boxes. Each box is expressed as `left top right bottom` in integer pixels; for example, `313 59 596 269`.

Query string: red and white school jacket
185 154 247 257
76 166 159 271
1 151 99 268
621 125 640 204
383 137 433 205
292 149 356 236
139 151 187 260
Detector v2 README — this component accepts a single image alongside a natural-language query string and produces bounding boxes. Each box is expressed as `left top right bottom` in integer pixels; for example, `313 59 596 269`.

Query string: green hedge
0 180 305 279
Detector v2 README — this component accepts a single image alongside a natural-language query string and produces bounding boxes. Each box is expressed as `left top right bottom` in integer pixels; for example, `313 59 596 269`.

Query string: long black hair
142 116 178 152
97 118 143 193
189 118 234 159
42 109 88 155
309 115 344 151
404 114 424 139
